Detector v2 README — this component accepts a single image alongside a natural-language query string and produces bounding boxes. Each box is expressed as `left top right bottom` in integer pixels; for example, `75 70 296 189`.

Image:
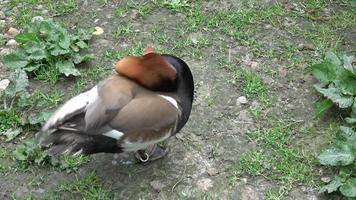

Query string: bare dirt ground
0 0 355 199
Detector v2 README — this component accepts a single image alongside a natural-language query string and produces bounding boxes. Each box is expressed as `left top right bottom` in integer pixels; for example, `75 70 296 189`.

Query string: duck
36 48 194 162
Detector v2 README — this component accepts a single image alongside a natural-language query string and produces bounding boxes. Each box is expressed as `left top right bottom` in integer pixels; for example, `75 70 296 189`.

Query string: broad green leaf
50 46 69 56
28 112 51 125
4 69 29 97
314 99 333 119
76 28 93 41
58 32 70 49
13 147 27 161
76 41 88 49
318 145 354 166
28 49 47 60
345 117 356 124
71 44 79 52
56 60 80 76
2 53 29 69
320 176 343 193
1 128 23 142
39 21 51 34
325 51 341 67
72 53 94 64
311 62 337 84
314 85 353 108
15 32 38 44
23 63 41 72
343 54 355 75
334 68 356 95
340 178 356 197
339 126 356 149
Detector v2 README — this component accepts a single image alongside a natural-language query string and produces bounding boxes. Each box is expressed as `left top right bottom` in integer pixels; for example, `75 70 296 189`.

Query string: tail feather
38 130 122 156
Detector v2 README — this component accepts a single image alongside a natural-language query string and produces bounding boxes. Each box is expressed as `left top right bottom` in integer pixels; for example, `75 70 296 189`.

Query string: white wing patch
158 95 178 109
121 131 171 152
42 86 98 131
103 130 124 140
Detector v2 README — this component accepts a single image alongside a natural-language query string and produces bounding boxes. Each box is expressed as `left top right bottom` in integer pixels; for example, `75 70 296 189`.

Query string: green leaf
50 46 70 56
15 32 38 44
345 117 356 124
340 177 356 197
2 53 29 70
28 112 52 125
76 41 88 49
1 128 23 142
58 32 70 49
72 53 94 64
4 69 29 97
314 99 333 119
340 126 356 150
76 28 93 41
28 49 47 60
334 68 356 95
314 85 353 108
318 146 355 166
343 54 355 75
23 63 41 72
325 51 341 67
311 62 337 84
320 176 343 193
56 60 80 76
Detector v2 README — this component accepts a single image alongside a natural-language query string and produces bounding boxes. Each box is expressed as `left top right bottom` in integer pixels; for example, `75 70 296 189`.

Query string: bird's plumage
37 52 194 157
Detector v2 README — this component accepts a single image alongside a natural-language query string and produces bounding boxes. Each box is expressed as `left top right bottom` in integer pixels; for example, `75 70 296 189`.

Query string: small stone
196 178 213 191
41 9 49 15
7 27 20 36
130 10 139 19
31 16 44 23
111 160 117 165
6 39 17 48
250 61 259 69
298 43 315 51
150 180 165 193
236 96 248 105
0 79 10 91
94 18 100 23
0 11 5 19
207 167 218 176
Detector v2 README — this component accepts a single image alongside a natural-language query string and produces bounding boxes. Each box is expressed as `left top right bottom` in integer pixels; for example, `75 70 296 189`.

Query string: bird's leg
135 144 169 163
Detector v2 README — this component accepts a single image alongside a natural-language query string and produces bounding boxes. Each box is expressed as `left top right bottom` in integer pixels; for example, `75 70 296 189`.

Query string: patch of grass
231 123 317 196
12 139 90 172
56 171 113 200
234 69 269 103
159 0 192 13
264 188 283 200
114 6 129 18
114 24 135 39
8 0 79 25
0 109 22 132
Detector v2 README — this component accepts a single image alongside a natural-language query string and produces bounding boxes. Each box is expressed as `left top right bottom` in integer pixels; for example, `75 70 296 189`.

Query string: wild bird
36 48 194 162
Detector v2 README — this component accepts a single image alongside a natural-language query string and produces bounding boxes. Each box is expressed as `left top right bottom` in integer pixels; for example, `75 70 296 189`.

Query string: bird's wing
84 76 133 132
109 93 180 133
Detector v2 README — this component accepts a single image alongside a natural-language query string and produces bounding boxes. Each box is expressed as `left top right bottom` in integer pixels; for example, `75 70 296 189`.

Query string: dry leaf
93 26 104 35
278 66 287 78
